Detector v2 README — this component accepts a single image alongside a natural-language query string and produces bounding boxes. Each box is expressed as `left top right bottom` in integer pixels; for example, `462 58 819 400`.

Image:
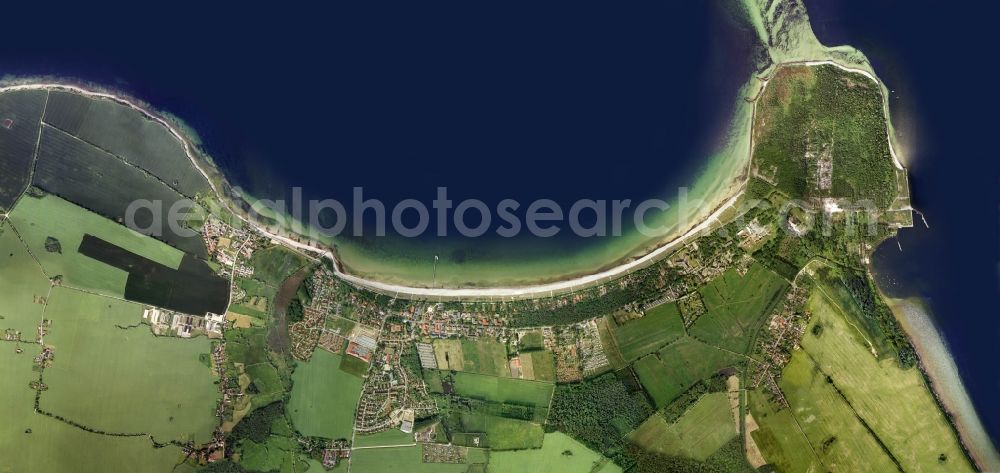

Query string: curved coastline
886 297 1000 471
214 76 760 291
0 78 752 297
1 0 909 300
0 79 741 300
2 2 996 466
0 56 897 300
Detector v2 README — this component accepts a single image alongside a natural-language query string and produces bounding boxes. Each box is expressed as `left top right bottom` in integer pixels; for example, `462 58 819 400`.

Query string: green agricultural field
452 372 554 407
288 350 364 440
228 301 269 320
0 222 52 337
339 353 370 378
353 428 414 447
779 352 898 472
303 459 329 472
747 389 822 473
433 338 465 370
432 338 511 377
249 245 309 286
633 338 739 408
752 64 898 208
325 315 357 336
32 126 207 257
483 415 544 450
629 392 736 461
423 369 445 393
523 350 557 382
518 330 544 350
461 338 512 377
8 194 185 296
800 289 973 471
689 263 787 353
612 301 686 362
349 445 469 473
596 316 626 370
39 287 219 444
0 345 186 473
489 432 622 473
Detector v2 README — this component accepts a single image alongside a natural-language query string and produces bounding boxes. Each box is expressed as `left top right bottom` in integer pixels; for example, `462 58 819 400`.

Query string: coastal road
0 57 901 300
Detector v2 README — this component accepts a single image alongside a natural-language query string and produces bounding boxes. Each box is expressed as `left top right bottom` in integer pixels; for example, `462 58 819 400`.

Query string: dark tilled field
0 90 47 210
78 234 228 316
32 126 208 257
43 91 210 197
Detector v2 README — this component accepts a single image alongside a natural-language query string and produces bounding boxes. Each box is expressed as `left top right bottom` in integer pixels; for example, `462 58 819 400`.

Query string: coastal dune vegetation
0 0 991 471
749 274 974 472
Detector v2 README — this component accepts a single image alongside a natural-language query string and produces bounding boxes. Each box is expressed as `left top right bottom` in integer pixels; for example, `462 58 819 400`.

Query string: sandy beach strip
889 298 1000 471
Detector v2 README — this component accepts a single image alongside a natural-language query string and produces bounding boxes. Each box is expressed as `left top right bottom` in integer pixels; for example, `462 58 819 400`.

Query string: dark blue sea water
0 2 758 262
3 0 996 451
805 0 1000 452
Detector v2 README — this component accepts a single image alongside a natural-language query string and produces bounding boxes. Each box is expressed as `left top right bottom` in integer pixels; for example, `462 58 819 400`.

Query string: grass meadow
235 431 301 472
9 194 185 296
39 287 219 443
245 363 285 407
633 338 739 408
288 350 364 440
433 338 512 377
461 339 511 377
747 389 822 473
801 289 973 471
482 415 544 450
689 263 787 354
518 330 544 350
488 432 622 473
0 222 51 336
519 350 557 382
612 301 686 362
0 343 186 472
249 245 309 287
629 392 736 460
778 352 898 472
230 277 274 319
451 372 554 407
749 283 974 472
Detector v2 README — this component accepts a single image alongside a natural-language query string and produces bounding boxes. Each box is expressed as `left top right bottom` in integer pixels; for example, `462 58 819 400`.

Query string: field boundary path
0 58 903 300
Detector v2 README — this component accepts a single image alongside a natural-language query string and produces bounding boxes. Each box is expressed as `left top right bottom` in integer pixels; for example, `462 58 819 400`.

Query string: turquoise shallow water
0 2 759 275
3 0 994 453
806 0 1000 452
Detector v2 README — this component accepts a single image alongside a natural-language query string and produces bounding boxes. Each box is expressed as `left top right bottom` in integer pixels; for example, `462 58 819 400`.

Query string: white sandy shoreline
888 298 1000 471
0 59 895 300
0 80 747 298
3 51 996 472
